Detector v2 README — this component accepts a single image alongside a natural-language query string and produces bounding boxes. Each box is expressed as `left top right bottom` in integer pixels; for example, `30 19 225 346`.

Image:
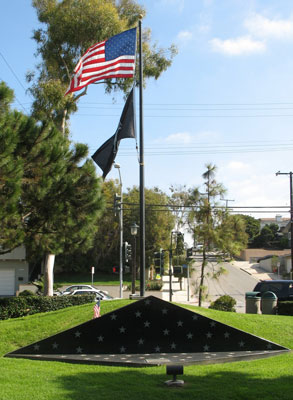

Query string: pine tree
0 82 104 294
187 164 248 306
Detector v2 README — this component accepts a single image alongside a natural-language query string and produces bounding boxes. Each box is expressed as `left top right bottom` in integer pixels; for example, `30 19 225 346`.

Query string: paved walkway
231 261 281 281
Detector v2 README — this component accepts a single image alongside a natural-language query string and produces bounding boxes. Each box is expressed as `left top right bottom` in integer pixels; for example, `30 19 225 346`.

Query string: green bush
18 290 35 296
277 301 293 316
0 295 95 320
126 280 163 291
209 295 237 312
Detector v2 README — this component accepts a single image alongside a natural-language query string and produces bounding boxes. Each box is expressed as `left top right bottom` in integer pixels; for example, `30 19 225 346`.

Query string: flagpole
139 18 145 297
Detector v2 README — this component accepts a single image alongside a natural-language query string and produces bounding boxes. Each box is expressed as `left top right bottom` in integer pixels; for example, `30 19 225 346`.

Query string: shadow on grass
56 364 292 400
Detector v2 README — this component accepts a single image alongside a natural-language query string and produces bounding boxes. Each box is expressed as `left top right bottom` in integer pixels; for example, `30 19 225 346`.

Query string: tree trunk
198 248 206 307
44 253 55 296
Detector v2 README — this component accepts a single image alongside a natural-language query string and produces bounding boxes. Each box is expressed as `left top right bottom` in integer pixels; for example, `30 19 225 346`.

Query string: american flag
66 28 137 95
93 300 101 319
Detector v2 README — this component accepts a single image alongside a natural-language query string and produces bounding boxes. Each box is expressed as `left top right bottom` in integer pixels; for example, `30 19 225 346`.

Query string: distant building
259 214 289 230
0 246 29 296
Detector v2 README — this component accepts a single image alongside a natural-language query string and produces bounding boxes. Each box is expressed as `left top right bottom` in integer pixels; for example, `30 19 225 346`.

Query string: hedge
0 295 95 320
278 301 293 316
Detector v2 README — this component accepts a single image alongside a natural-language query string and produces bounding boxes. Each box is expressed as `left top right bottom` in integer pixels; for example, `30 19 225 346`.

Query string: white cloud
244 13 293 40
165 132 193 144
177 30 193 42
226 161 250 171
209 36 266 55
158 0 185 12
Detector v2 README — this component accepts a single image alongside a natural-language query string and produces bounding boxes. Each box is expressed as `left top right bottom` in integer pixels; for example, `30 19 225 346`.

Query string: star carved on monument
144 321 150 328
110 314 117 321
76 346 83 354
97 335 104 342
203 344 210 352
206 332 213 339
267 343 272 349
187 332 193 339
144 299 151 305
119 326 126 333
155 346 161 352
52 342 59 349
210 321 216 328
170 342 176 350
163 329 170 336
162 308 168 315
135 311 142 318
192 314 198 320
177 320 183 327
239 341 245 348
224 332 230 339
33 344 40 351
138 338 144 345
120 346 126 353
74 331 81 338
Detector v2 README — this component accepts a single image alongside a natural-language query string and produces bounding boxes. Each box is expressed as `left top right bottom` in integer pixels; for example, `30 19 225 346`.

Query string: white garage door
0 268 15 295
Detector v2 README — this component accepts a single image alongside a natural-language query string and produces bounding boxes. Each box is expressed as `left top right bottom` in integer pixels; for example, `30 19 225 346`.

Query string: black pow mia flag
91 87 136 179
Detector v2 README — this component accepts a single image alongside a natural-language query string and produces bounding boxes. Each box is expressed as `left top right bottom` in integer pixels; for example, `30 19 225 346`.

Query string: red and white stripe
66 41 135 95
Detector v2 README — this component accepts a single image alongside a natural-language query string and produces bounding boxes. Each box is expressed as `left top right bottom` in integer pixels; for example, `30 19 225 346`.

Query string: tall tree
123 186 175 269
238 214 260 245
0 83 104 294
0 83 24 250
28 0 177 133
187 164 248 306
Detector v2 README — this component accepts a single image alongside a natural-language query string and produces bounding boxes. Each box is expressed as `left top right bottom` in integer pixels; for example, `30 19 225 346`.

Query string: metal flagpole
139 18 145 297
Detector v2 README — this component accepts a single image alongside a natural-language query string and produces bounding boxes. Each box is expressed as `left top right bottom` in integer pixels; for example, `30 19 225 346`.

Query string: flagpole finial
139 14 143 20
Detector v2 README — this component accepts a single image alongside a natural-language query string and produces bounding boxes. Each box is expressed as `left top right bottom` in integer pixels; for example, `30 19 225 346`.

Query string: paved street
189 259 280 312
90 259 280 313
190 261 259 312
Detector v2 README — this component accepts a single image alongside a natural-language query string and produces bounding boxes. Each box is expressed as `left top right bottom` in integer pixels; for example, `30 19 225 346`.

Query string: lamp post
276 171 293 279
130 222 139 295
169 231 182 302
114 163 123 298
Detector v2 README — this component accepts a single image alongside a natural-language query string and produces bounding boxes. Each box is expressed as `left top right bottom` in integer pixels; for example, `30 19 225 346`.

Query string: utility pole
276 171 293 279
221 197 235 209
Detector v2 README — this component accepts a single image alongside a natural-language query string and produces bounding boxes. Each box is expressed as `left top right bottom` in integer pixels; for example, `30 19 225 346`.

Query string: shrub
277 301 293 316
0 295 95 320
18 290 35 296
126 280 163 291
209 295 237 312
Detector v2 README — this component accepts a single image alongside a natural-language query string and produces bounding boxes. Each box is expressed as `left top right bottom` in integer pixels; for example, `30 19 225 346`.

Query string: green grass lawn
0 301 292 400
54 272 137 287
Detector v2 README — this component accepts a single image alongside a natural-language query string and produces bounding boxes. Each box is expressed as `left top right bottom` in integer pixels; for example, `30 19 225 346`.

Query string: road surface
191 260 260 312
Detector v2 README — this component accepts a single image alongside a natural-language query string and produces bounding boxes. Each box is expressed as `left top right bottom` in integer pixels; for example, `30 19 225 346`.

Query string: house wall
0 246 29 295
258 258 273 273
239 248 290 262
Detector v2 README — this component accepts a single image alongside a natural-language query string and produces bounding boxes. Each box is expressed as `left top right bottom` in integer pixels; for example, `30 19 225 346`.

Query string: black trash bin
245 291 261 314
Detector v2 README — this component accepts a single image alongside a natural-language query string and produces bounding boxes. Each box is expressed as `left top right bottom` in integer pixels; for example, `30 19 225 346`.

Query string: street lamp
130 222 139 295
169 230 182 302
114 163 123 298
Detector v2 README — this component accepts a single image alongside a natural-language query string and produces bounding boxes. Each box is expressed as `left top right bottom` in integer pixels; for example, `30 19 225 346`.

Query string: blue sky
2 0 293 218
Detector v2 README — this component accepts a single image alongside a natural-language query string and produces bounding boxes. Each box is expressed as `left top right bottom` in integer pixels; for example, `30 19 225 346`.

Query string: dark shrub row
278 301 293 316
0 295 95 320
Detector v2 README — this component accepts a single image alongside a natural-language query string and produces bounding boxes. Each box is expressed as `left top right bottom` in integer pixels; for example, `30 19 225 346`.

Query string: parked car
61 285 109 295
253 280 293 301
63 288 113 300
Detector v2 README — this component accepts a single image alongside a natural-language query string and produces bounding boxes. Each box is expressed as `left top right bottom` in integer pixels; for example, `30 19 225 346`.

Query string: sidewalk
231 261 281 281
